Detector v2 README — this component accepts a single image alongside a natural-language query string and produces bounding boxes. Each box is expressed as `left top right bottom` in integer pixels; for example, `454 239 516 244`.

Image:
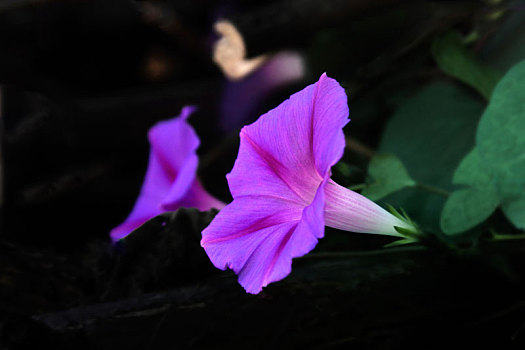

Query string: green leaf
476 59 525 201
440 147 500 235
444 61 525 233
440 188 499 235
501 196 525 230
443 60 525 233
452 148 495 187
378 82 484 230
432 31 502 100
361 154 415 201
333 162 353 178
383 237 418 248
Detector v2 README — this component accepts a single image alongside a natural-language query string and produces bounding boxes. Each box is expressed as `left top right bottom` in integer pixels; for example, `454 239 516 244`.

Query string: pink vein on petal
202 213 295 245
241 131 310 205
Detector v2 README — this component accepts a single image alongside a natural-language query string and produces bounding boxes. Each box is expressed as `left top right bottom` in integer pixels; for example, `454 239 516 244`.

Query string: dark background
1 0 525 349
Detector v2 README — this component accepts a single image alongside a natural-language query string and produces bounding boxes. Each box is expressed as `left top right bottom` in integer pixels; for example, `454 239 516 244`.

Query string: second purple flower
111 107 224 241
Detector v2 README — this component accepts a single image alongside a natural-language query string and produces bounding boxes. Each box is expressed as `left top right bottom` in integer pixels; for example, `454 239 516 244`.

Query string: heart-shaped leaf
361 154 415 201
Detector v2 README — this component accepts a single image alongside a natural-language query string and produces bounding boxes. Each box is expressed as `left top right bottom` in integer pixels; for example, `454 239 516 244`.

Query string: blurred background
1 0 525 349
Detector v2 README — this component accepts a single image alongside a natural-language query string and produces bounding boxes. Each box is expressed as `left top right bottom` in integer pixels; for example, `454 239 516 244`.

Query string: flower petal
170 180 226 212
202 196 303 272
161 153 198 208
110 151 174 241
324 180 410 236
227 73 349 204
201 192 325 294
149 106 200 206
111 106 223 241
310 74 350 176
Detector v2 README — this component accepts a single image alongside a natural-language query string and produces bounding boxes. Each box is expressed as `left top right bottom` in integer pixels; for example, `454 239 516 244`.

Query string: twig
345 137 376 158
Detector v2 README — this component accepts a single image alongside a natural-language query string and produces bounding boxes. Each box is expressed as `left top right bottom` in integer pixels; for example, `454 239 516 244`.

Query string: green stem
352 182 450 197
490 233 525 241
347 183 367 191
415 183 451 197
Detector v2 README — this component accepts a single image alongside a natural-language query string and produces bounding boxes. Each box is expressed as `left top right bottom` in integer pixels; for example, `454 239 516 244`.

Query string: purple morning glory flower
220 51 305 131
201 74 416 294
111 106 225 241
